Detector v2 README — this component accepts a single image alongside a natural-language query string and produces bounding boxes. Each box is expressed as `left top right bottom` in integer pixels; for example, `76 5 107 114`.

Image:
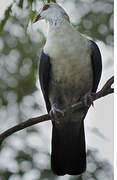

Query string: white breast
44 20 93 106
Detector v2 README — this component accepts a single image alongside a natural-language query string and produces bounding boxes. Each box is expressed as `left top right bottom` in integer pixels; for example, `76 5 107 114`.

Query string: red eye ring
42 4 50 11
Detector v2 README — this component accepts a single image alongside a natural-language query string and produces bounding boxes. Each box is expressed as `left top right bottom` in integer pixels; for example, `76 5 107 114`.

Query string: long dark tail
51 118 86 176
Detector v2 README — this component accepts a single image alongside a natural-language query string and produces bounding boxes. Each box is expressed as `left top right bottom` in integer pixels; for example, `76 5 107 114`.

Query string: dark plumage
90 40 102 92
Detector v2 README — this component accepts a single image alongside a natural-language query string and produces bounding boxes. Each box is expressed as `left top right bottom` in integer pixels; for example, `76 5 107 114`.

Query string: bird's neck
48 18 69 32
47 18 75 39
44 19 87 59
48 13 70 27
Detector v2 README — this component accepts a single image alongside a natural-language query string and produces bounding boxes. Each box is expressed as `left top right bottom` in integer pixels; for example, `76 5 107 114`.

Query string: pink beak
33 14 41 23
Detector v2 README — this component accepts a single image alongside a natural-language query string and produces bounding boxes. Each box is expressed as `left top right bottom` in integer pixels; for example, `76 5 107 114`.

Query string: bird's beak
33 14 41 23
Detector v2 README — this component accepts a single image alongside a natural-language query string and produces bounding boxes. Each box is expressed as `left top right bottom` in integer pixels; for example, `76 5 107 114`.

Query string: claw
49 106 64 124
83 92 96 107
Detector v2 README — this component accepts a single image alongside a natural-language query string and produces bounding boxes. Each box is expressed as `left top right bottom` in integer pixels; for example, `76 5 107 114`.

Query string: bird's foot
49 105 64 124
82 92 96 107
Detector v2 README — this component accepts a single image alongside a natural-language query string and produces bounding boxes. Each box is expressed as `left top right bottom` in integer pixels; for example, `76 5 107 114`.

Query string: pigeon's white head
33 3 69 24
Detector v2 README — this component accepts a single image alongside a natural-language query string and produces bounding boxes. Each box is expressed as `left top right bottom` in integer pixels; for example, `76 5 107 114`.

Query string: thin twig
0 76 114 146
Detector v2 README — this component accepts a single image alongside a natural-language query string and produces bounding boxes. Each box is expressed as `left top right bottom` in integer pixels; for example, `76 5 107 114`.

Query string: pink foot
49 106 64 124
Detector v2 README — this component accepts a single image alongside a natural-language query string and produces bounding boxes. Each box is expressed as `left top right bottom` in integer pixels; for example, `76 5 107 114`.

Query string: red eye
42 4 50 11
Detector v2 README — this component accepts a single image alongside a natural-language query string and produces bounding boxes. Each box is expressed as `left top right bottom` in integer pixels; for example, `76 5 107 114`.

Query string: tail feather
51 120 86 175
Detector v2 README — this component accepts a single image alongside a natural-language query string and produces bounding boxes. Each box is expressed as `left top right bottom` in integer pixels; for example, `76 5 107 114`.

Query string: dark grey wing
90 40 102 92
39 51 51 112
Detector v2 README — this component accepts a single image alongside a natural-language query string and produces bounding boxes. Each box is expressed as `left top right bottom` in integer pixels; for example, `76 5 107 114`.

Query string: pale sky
0 0 13 19
0 0 114 172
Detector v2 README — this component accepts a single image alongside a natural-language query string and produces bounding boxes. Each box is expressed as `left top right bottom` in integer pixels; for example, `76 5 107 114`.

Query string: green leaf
24 10 38 32
47 0 56 3
30 10 38 24
0 5 12 33
18 0 23 8
27 0 34 9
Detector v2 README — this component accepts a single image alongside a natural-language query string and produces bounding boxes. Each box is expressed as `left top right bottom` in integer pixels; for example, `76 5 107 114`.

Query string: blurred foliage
0 5 12 33
0 0 113 179
78 0 113 46
0 0 114 47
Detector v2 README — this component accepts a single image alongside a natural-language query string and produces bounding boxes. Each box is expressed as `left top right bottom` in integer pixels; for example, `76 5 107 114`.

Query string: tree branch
0 76 114 146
